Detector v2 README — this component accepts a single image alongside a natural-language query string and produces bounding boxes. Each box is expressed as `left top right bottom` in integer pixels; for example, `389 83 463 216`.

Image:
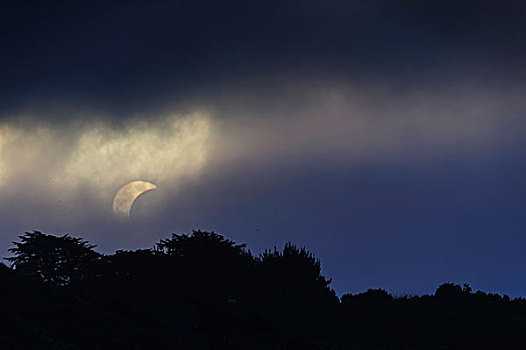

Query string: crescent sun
112 180 157 219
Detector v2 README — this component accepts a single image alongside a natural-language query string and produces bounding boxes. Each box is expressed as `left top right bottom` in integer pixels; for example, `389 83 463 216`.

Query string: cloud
211 82 526 170
0 112 213 223
0 80 523 227
60 113 212 194
2 0 526 116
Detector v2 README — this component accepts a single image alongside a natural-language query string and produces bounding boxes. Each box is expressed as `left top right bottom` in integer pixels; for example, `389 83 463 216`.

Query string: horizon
0 228 521 299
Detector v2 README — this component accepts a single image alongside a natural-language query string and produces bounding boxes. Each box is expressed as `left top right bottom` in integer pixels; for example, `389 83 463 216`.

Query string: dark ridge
2 230 525 349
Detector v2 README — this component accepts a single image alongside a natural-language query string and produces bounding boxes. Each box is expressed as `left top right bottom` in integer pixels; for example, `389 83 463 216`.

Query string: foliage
259 242 333 298
156 229 248 259
3 230 526 348
5 231 100 286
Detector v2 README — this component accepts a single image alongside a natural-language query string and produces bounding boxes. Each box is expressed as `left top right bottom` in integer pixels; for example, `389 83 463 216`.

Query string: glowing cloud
0 112 213 221
60 112 212 195
0 83 524 224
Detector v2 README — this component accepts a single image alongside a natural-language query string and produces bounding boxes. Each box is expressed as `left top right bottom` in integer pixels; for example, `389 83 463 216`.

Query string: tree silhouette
258 242 337 303
156 230 254 300
5 231 100 286
156 230 248 259
3 230 526 349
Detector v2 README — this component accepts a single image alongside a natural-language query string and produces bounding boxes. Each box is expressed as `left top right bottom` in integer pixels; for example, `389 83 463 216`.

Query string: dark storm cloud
2 0 526 116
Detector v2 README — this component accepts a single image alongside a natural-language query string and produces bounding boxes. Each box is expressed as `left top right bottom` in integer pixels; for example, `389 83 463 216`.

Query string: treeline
1 230 526 349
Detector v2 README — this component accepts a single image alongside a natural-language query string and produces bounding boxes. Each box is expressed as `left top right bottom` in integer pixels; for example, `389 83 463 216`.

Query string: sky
1 0 526 297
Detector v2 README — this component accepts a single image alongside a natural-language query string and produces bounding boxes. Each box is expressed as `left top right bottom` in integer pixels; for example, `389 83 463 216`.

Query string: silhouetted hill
2 230 526 349
0 262 163 349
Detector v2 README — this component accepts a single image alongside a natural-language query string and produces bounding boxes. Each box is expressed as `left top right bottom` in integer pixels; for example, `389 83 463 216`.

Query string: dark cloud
2 0 526 116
